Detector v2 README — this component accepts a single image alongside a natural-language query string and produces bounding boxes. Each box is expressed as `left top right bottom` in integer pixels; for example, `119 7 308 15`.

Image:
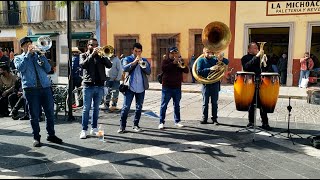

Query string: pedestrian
118 43 151 133
197 48 229 125
0 64 17 117
71 47 83 108
298 52 314 88
189 54 196 83
14 37 63 147
158 47 189 130
100 50 123 112
277 52 288 85
241 42 273 130
79 38 112 139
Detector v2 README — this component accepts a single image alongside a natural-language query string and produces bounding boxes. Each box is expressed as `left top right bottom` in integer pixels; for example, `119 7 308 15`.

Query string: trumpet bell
99 45 114 58
36 36 52 53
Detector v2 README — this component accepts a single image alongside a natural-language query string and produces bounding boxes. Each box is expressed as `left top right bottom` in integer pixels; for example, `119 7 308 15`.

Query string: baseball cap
20 37 33 47
169 47 179 53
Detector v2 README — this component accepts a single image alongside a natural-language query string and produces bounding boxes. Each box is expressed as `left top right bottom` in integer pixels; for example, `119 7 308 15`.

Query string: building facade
101 1 320 86
21 1 100 84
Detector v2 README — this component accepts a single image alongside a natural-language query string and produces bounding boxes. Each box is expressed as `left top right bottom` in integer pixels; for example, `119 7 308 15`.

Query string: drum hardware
235 75 276 142
272 97 303 145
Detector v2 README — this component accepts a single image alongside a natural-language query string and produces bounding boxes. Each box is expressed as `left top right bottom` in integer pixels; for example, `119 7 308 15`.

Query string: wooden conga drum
259 72 280 113
234 71 255 111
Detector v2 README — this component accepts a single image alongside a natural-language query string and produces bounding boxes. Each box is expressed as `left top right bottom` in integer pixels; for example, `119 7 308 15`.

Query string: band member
118 43 151 133
158 47 189 130
100 51 123 112
14 37 62 147
79 38 112 139
197 47 229 124
0 64 17 117
241 42 273 131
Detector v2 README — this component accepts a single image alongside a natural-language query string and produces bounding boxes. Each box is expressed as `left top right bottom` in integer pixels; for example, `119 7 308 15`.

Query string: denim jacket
14 52 52 89
123 54 151 90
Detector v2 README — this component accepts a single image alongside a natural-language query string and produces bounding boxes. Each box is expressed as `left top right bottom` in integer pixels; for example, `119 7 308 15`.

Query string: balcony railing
0 10 22 27
21 2 97 24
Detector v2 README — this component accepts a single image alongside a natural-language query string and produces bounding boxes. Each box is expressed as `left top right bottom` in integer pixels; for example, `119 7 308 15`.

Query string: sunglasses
88 43 99 46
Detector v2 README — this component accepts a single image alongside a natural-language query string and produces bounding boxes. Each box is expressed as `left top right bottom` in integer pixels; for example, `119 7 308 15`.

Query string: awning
27 33 59 42
71 32 93 40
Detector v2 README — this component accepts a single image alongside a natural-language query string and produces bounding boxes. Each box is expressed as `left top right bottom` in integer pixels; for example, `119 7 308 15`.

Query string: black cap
20 37 33 46
169 46 179 53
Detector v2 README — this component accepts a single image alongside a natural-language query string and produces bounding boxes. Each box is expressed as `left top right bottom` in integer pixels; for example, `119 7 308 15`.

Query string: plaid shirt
300 57 314 70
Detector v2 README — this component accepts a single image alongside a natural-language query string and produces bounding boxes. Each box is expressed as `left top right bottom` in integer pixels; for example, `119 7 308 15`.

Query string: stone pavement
0 87 320 179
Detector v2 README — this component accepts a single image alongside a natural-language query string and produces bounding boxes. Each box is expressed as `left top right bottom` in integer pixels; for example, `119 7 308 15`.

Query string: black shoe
12 115 20 120
261 124 272 131
117 129 127 134
200 120 208 124
19 116 30 120
212 119 219 125
247 122 254 128
33 139 41 147
47 135 63 144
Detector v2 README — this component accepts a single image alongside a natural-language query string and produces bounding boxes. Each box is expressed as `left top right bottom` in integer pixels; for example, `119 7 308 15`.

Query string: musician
118 43 151 133
197 47 229 124
158 47 189 130
79 38 112 139
241 42 273 131
14 37 62 147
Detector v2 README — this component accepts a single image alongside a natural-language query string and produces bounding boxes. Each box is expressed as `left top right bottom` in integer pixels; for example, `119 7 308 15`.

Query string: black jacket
241 54 273 77
80 52 112 86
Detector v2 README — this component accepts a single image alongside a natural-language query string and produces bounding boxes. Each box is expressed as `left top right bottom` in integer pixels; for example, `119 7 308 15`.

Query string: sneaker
47 135 63 144
212 119 219 125
158 123 164 130
261 124 272 131
90 128 98 136
33 139 41 147
117 129 126 134
80 130 87 139
247 122 254 128
99 104 109 110
133 126 143 132
175 122 184 128
200 120 208 124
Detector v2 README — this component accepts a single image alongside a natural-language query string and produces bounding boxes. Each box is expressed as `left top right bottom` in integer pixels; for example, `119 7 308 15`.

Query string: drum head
236 71 255 75
261 72 279 76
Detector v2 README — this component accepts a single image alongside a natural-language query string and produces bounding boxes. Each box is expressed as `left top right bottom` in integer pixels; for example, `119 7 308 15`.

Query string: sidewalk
148 82 308 100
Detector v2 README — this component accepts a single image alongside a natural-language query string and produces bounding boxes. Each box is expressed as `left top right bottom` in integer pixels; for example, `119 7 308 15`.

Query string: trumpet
97 45 114 58
257 42 267 68
175 56 186 68
136 55 147 68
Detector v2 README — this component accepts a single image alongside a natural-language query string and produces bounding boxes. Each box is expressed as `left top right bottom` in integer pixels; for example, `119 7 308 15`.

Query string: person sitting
0 64 17 117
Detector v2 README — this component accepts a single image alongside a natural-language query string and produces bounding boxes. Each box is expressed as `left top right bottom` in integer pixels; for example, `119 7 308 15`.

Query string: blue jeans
202 83 220 121
23 87 55 140
104 80 120 107
298 70 310 86
159 87 182 124
81 86 104 131
119 89 145 130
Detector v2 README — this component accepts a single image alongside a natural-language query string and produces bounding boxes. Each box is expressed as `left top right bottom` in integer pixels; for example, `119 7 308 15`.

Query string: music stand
272 97 303 145
235 76 275 142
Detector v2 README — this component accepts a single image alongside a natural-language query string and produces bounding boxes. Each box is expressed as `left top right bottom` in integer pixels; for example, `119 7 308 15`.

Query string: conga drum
234 71 255 111
259 72 280 113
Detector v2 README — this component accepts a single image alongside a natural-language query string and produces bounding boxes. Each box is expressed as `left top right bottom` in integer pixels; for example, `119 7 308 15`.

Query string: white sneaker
99 104 109 110
175 122 184 128
79 130 87 139
133 126 143 132
90 128 98 136
158 123 164 130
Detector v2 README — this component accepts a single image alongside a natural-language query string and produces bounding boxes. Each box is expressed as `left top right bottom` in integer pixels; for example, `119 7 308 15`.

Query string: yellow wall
234 1 320 59
16 2 28 40
106 1 230 58
0 1 2 10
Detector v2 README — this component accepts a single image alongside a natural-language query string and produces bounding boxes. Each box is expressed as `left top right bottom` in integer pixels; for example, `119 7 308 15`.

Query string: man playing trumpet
158 47 189 130
197 47 229 124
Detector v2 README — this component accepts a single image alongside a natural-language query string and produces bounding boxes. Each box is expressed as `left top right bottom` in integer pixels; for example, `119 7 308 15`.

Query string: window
114 35 139 57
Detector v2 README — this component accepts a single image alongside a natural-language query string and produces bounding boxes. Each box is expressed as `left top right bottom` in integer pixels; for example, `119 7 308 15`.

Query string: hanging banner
267 1 320 16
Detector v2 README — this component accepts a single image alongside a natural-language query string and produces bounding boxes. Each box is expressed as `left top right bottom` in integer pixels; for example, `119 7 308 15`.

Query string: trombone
97 45 114 58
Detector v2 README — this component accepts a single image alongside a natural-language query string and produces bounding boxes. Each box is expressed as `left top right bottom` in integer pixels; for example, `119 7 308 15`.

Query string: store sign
267 1 320 16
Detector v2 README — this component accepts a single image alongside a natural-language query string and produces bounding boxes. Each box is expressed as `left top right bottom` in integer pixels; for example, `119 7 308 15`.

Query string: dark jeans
280 71 287 85
159 87 181 124
202 83 220 121
104 80 120 107
248 89 269 125
23 87 55 140
190 67 196 83
120 89 145 130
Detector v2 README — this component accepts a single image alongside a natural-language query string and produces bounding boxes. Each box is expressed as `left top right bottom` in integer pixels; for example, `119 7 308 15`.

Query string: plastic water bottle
98 124 105 142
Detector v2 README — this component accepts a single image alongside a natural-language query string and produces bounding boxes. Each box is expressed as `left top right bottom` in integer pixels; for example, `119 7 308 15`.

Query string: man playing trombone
158 47 189 130
79 38 112 139
197 47 229 125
